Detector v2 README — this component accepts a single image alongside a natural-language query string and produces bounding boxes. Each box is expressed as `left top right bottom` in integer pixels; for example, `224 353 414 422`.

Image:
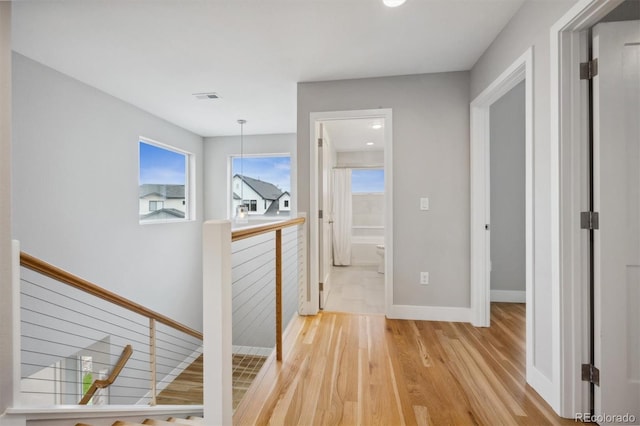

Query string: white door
592 20 640 423
318 124 333 308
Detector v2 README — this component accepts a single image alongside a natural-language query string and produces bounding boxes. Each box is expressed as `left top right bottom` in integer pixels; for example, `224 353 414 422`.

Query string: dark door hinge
318 138 323 148
581 211 599 230
582 364 600 386
580 59 598 80
319 282 324 291
318 209 323 219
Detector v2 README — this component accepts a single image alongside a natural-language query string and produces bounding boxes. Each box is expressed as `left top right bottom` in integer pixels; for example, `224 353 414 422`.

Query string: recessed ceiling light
371 123 383 130
366 142 375 146
383 0 406 7
193 92 220 100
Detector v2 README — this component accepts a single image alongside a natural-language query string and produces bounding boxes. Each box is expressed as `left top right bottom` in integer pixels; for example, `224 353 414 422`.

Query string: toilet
376 244 385 274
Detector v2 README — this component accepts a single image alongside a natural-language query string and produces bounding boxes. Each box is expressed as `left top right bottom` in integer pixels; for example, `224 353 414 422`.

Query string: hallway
233 303 575 425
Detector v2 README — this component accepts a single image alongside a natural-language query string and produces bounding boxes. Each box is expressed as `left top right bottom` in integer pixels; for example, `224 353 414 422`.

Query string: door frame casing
308 109 393 315
550 0 624 416
470 47 534 388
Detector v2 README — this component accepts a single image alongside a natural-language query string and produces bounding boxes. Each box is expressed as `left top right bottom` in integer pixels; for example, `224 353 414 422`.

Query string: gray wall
203 133 296 221
490 81 525 293
0 1 13 413
298 72 470 308
12 53 205 330
470 0 578 388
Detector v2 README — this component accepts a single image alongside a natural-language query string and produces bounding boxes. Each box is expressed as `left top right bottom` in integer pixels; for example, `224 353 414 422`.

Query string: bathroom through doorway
309 109 393 316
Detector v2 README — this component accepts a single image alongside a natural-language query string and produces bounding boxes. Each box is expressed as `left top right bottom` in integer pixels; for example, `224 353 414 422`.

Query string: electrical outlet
420 272 429 285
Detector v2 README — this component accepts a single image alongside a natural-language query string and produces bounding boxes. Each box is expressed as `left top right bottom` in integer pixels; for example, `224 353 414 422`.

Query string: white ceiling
11 0 524 137
323 118 386 152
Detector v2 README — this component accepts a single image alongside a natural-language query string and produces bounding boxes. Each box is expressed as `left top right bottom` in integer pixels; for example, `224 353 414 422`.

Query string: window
149 201 164 211
231 155 291 219
351 169 384 193
352 169 385 229
244 200 258 212
139 139 191 223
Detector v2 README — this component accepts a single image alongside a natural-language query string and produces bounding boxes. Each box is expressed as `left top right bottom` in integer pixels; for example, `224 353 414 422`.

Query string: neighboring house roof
232 192 242 200
277 191 290 200
264 200 290 217
140 208 185 220
139 184 185 199
234 175 282 201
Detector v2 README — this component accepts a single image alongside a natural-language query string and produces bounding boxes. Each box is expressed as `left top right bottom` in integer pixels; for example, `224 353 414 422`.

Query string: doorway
489 81 526 306
470 47 533 377
309 109 393 316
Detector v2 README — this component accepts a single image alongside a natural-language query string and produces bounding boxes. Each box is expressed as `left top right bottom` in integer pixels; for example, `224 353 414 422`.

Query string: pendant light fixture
235 119 249 224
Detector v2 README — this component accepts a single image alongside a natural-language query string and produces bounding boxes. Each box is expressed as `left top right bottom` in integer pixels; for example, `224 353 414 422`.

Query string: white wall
0 1 14 414
336 150 384 167
470 0 578 406
490 81 526 296
298 72 470 308
203 133 296 221
12 53 204 330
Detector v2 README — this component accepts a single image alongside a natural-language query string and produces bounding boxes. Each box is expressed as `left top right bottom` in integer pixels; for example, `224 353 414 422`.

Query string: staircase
156 356 204 405
77 416 205 426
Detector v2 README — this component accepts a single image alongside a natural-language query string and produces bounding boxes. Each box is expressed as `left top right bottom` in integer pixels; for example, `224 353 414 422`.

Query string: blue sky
352 169 384 193
139 142 186 185
140 145 383 194
233 156 291 192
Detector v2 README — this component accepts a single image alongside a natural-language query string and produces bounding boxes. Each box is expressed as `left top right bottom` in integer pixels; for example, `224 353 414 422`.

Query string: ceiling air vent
193 92 220 100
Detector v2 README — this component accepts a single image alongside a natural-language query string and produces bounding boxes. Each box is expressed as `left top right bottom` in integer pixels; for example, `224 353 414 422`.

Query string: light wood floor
233 303 577 425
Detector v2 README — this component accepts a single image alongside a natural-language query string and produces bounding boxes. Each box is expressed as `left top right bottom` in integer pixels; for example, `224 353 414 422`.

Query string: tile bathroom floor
323 265 385 314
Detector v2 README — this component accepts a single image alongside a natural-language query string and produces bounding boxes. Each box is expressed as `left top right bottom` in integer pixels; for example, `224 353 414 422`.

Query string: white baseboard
387 304 471 323
527 365 559 414
232 345 273 357
490 290 526 303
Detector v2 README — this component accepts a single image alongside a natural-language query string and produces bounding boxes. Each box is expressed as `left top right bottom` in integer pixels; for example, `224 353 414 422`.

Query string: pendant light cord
238 119 246 206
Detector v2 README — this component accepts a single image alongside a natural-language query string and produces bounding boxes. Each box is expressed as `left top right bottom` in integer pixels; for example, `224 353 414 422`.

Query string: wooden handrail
231 217 305 242
79 344 133 404
20 252 203 340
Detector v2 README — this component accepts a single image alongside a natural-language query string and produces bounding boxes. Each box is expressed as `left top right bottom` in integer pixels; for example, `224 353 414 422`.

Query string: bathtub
351 227 384 266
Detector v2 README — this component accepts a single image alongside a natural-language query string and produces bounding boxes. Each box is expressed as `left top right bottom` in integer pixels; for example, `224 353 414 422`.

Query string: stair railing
203 214 307 425
79 344 133 404
17 250 203 407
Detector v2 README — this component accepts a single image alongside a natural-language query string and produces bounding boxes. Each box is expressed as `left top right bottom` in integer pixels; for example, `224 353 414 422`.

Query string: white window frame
228 153 292 220
139 137 195 224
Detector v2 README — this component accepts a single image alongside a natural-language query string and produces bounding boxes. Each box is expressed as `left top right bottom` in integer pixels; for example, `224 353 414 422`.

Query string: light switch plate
420 272 429 285
420 197 429 210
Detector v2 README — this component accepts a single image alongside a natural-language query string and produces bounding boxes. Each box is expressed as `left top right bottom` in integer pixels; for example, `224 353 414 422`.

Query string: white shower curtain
332 168 352 266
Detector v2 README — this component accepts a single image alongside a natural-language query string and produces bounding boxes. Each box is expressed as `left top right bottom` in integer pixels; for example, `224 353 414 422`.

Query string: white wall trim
470 46 533 377
549 0 624 417
527 365 557 408
2 405 203 425
470 47 533 328
202 220 233 426
309 109 393 316
490 290 526 303
232 345 273 357
387 305 471 323
470 45 535 408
